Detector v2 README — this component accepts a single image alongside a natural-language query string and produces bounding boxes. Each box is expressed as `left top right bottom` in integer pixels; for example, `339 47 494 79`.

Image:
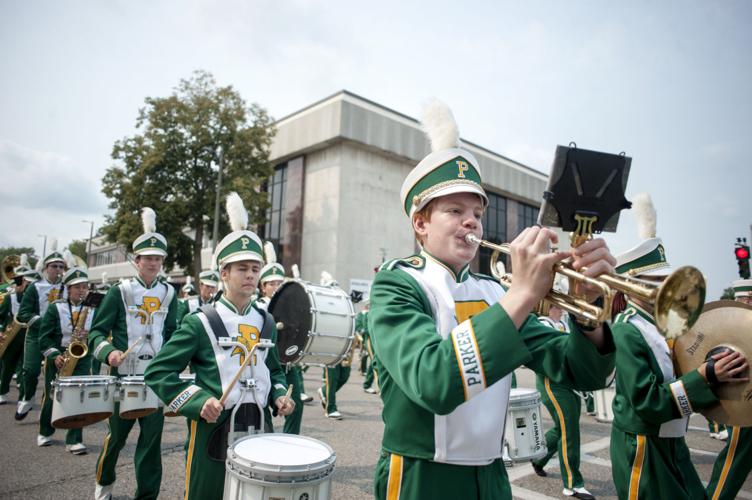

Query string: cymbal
673 300 752 426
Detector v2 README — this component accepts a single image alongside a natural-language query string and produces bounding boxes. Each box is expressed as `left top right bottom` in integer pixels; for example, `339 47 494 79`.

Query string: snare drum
269 281 354 366
594 386 615 423
119 376 161 419
224 434 336 500
164 373 196 417
504 388 546 462
52 375 118 429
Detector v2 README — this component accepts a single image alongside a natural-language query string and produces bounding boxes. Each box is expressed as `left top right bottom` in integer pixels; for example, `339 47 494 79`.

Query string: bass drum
269 281 355 367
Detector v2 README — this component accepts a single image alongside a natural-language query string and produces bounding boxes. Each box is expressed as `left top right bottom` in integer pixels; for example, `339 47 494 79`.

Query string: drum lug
55 387 61 403
80 387 85 404
104 385 110 401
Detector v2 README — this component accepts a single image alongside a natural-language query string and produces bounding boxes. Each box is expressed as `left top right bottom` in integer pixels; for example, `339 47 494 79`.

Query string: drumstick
119 336 145 361
219 346 257 406
284 384 293 404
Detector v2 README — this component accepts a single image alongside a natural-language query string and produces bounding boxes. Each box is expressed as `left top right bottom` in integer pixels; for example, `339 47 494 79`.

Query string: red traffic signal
735 246 750 260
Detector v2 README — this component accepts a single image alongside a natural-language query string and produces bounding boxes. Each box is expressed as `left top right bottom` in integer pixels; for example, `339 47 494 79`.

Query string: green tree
101 70 276 279
720 287 735 300
68 240 88 264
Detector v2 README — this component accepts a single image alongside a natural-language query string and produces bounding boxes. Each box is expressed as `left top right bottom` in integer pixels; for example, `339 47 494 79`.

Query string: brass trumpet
465 234 706 339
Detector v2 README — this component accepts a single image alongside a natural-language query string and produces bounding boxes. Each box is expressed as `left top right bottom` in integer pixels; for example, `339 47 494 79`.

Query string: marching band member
15 239 67 421
609 194 748 499
357 301 378 394
181 276 196 299
145 192 293 500
532 299 595 500
37 261 97 454
87 208 178 500
177 270 219 325
0 255 36 404
256 241 305 434
705 279 752 500
318 271 352 420
369 99 616 499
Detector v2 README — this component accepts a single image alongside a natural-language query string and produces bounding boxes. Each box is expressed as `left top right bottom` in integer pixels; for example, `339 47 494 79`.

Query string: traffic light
735 238 751 279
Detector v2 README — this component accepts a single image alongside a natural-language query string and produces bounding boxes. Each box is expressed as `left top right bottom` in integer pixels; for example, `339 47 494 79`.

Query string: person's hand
507 226 569 308
54 356 65 370
569 238 616 303
275 396 295 416
699 350 749 384
200 397 223 423
108 350 124 367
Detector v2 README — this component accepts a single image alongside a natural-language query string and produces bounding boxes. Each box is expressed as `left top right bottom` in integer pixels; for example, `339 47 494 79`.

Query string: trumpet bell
673 300 752 426
654 266 706 340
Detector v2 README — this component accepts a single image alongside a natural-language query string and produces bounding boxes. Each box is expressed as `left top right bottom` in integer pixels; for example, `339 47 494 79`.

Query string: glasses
48 264 65 269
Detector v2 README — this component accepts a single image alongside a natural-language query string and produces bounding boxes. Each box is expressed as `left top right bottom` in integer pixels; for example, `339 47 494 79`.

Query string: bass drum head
269 281 313 364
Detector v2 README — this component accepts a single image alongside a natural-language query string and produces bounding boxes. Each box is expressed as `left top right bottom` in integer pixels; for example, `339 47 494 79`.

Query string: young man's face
199 283 216 301
68 282 89 303
135 255 164 282
221 260 261 299
260 279 282 299
45 262 66 282
413 192 484 272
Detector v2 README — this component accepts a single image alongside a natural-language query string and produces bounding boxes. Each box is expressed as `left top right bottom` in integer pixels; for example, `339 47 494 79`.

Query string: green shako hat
400 98 488 218
43 238 65 267
732 279 752 298
260 241 285 284
132 207 168 257
24 271 41 283
615 193 672 276
62 250 88 286
214 192 263 270
199 270 220 287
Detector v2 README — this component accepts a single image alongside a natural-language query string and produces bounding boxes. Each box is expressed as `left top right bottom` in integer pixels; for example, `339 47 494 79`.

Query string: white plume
225 192 248 232
421 98 460 152
101 272 108 285
49 238 58 253
264 241 277 265
141 207 157 233
291 264 300 279
320 271 334 286
632 193 657 240
185 276 192 286
63 249 76 268
20 253 28 267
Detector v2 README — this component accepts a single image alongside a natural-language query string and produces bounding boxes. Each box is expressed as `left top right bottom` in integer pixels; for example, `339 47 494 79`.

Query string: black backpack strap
259 309 274 343
199 304 231 343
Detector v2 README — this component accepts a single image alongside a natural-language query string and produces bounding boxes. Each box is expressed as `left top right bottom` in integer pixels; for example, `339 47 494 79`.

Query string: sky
1 0 750 299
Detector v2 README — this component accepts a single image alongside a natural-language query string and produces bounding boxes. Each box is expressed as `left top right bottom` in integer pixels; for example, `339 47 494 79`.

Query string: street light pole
37 234 47 259
82 220 94 266
211 146 224 251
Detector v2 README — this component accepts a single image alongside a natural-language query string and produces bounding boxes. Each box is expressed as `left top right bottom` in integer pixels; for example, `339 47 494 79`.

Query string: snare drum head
509 388 538 402
269 281 313 364
56 375 117 386
233 434 333 469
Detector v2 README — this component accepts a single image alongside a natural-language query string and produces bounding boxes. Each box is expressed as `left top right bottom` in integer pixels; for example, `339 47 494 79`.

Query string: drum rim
227 434 336 481
54 375 118 386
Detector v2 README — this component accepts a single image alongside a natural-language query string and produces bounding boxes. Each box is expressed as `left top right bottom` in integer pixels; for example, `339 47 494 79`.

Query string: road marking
511 485 560 500
581 453 612 468
690 448 719 457
581 437 611 454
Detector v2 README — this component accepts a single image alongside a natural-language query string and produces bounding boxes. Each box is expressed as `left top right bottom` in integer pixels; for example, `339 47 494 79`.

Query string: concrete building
264 90 548 295
86 90 549 294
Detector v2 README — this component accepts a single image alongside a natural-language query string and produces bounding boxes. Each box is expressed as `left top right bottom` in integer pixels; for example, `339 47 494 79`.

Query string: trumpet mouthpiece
465 234 480 245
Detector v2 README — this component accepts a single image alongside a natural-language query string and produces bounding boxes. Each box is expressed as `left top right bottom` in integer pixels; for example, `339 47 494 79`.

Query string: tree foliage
101 70 276 277
720 287 735 300
68 240 88 264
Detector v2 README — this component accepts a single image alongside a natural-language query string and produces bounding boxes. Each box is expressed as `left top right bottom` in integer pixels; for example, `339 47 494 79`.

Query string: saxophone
0 316 27 358
58 306 91 377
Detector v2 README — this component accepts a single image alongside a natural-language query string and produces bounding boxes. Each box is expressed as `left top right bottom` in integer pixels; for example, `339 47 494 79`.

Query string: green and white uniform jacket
177 297 204 325
17 278 67 334
145 297 288 420
39 300 97 361
370 252 616 466
88 276 178 376
0 288 24 328
611 303 718 437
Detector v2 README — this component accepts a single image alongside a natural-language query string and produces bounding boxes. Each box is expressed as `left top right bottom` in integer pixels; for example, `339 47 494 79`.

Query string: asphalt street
0 364 749 499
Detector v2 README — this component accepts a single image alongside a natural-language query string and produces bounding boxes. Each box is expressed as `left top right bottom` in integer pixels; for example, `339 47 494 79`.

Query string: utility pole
82 220 94 266
211 146 224 251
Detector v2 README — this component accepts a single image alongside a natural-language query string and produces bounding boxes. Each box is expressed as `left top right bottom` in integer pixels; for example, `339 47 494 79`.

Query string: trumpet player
609 194 749 499
37 264 96 454
705 278 752 500
0 255 37 404
370 100 616 500
15 240 67 421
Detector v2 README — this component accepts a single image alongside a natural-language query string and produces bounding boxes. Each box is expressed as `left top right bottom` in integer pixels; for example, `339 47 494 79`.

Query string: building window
263 163 287 247
517 203 540 235
479 192 507 276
